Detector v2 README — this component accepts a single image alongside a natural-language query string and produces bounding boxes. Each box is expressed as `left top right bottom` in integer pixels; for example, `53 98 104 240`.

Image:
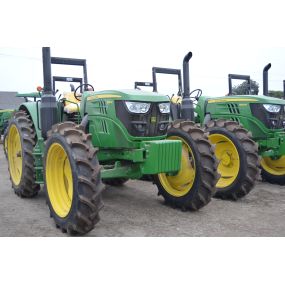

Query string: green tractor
0 110 13 137
0 108 13 158
0 92 25 141
5 48 219 235
136 52 263 200
218 64 285 185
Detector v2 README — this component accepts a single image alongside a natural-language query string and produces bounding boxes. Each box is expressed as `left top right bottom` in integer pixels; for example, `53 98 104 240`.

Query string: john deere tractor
0 92 25 140
0 110 13 137
217 64 285 185
136 52 262 200
4 48 218 235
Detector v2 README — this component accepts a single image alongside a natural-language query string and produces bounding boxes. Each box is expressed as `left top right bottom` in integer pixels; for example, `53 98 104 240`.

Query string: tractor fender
18 102 43 140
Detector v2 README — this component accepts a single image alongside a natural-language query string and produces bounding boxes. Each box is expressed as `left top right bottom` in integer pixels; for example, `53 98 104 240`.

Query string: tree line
232 80 284 98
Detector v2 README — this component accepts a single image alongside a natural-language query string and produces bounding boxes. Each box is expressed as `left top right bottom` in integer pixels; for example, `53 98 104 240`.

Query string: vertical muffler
41 47 58 139
263 63 271 96
181 52 194 120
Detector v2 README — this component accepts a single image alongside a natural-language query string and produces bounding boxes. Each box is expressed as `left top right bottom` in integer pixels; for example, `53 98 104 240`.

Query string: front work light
158 103 170 114
125 101 151 114
263 104 281 113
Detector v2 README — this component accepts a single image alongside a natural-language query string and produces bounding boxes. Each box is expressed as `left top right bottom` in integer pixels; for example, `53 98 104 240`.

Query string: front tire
153 121 219 211
260 156 285 185
205 119 259 200
44 122 104 235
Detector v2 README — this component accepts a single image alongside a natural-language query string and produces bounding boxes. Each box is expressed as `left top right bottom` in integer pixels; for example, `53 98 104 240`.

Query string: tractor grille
227 103 241 123
98 99 107 115
115 101 170 137
98 119 109 134
250 103 285 129
227 103 240 114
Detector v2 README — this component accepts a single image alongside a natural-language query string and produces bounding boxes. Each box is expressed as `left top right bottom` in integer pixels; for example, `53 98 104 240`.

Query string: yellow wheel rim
261 156 285 176
46 143 73 218
7 125 23 186
158 136 196 197
208 133 240 188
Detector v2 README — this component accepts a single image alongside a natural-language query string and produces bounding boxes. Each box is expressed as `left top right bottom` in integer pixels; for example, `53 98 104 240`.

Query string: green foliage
268 90 284 99
232 80 259 95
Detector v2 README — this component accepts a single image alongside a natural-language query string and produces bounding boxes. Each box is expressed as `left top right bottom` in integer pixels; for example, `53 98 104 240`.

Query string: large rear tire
205 119 259 200
6 111 40 198
153 120 219 211
260 156 285 185
44 122 104 235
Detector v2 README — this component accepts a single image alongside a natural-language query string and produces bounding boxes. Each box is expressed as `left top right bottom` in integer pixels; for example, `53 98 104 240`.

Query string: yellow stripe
208 98 259 103
87 94 121 101
0 109 13 113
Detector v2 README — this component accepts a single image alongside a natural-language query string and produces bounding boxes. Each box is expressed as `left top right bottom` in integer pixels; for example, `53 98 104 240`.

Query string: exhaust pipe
182 52 192 98
181 52 194 120
263 63 271 96
41 47 58 139
42 48 53 93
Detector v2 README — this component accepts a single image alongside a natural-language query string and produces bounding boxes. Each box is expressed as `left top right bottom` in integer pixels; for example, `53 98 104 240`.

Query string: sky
0 0 285 98
1 47 284 98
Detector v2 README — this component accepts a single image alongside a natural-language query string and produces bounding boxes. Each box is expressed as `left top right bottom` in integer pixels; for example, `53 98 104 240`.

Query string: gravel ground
0 144 284 237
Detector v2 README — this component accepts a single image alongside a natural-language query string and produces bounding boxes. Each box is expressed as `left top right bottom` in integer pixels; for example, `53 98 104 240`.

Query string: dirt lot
0 144 284 237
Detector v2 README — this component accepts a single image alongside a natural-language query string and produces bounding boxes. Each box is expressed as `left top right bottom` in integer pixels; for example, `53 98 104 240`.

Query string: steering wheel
189 89 202 103
74 84 95 101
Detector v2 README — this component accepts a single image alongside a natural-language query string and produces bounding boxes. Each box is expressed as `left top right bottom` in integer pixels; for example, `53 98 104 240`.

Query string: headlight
125 101 151 113
158 103 170 114
263 104 281 113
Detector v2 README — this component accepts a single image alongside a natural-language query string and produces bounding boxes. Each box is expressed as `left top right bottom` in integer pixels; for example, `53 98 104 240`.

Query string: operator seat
63 92 81 114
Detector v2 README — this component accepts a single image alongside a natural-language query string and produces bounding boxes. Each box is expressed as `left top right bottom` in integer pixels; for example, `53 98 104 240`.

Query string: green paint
15 89 181 184
0 109 14 135
196 94 285 158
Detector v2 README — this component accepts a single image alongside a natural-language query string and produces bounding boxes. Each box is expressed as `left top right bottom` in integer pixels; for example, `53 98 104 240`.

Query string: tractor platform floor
0 145 284 237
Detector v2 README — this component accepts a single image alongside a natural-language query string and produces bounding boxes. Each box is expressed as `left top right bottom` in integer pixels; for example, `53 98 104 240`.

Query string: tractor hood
85 89 170 103
206 95 285 105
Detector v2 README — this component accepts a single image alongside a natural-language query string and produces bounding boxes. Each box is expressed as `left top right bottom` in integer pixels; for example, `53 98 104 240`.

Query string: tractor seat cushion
63 92 81 114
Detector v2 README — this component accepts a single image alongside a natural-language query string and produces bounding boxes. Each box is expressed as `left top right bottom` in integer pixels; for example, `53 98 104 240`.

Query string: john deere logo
151 117 157 123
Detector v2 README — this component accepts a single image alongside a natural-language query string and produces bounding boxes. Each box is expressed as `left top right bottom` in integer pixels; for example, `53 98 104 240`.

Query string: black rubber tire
44 122 104 235
261 164 285 185
153 120 219 211
6 111 40 198
103 178 129 186
205 119 260 200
